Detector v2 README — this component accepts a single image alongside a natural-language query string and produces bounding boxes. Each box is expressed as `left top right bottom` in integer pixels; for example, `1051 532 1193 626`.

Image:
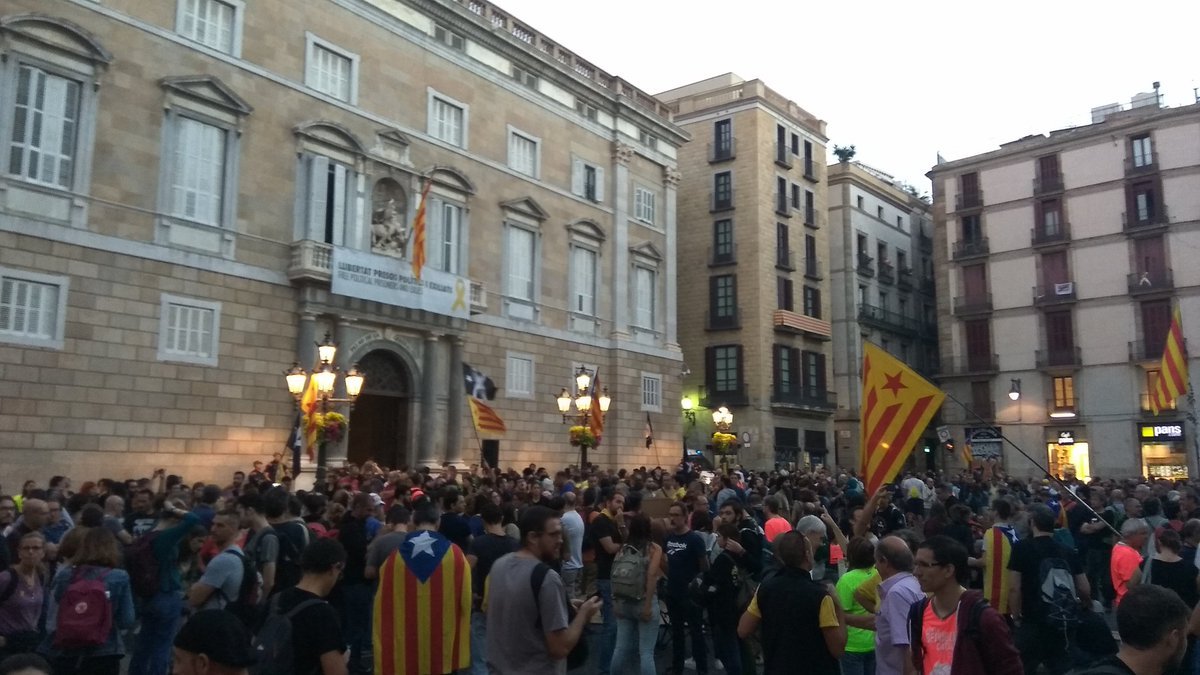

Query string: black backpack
222 549 263 629
1037 554 1081 631
251 595 325 675
268 523 309 594
531 563 588 671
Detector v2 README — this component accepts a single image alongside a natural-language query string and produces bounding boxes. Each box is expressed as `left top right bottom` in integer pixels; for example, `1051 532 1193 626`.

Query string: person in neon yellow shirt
837 537 879 675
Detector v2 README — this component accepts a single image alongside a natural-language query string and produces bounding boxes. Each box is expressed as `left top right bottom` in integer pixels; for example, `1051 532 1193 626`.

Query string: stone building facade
658 74 832 470
0 0 686 484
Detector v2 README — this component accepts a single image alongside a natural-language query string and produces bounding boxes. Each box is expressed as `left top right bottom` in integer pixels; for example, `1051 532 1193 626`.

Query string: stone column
416 332 442 468
611 143 634 339
445 335 465 467
663 167 681 350
296 311 319 366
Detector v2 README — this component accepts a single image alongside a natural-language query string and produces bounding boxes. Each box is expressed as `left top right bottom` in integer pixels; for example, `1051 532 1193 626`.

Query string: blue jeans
470 611 488 675
128 591 182 675
595 579 616 675
341 583 373 673
610 597 659 675
841 650 876 675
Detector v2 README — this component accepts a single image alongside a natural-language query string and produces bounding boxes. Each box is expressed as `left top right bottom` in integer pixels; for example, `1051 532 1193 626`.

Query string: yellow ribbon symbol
452 278 467 312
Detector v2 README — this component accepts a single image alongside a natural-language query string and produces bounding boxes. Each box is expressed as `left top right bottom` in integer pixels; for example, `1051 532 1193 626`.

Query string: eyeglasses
914 561 948 569
19 545 43 551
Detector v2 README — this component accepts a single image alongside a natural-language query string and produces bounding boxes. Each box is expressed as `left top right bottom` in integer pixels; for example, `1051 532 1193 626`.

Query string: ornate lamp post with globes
711 405 737 472
554 365 611 468
284 333 365 488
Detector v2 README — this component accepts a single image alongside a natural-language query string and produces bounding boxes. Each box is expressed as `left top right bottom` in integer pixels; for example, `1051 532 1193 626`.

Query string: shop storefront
1139 422 1188 479
1047 429 1090 481
966 427 1004 463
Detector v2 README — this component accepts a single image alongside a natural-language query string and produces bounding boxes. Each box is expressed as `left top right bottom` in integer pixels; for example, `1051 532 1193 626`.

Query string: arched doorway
347 350 411 469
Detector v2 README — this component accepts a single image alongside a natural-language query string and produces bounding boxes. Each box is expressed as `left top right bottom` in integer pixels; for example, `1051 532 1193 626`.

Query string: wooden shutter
1041 251 1068 286
1142 300 1172 352
962 264 986 297
1134 236 1165 276
306 155 329 241
1045 311 1074 352
704 346 716 392
571 158 584 196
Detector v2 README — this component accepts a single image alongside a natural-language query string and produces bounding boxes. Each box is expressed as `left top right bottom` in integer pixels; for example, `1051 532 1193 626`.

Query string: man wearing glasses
664 502 709 675
484 505 601 675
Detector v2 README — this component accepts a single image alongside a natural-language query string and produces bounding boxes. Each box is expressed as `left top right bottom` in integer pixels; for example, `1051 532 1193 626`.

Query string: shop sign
965 427 1003 458
1140 423 1185 441
330 247 470 320
1057 431 1075 446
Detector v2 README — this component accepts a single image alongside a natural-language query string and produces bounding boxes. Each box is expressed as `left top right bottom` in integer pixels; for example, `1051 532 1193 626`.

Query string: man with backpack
188 511 248 613
1008 503 1091 675
253 538 347 675
128 501 200 675
1072 584 1191 675
909 535 1022 675
238 493 279 601
171 609 256 675
263 488 309 598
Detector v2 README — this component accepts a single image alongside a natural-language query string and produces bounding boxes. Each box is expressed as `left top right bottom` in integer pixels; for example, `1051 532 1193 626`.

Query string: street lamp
681 397 696 425
711 405 735 472
1008 378 1021 401
712 405 733 432
283 332 365 487
554 365 611 467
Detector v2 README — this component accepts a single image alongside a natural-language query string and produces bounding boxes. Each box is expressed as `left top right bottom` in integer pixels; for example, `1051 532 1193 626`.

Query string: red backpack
54 566 113 649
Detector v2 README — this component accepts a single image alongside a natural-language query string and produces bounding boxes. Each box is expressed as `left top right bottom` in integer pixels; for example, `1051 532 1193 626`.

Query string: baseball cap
369 493 384 507
174 609 256 667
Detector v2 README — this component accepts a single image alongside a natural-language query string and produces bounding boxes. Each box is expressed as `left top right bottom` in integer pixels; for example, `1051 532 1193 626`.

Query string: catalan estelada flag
588 373 605 447
1150 305 1189 415
374 529 472 675
983 524 1017 614
411 179 431 281
859 343 945 495
467 396 506 438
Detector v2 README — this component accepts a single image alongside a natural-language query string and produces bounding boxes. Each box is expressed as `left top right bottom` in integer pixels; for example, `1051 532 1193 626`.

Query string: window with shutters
433 24 466 51
157 294 220 366
0 268 67 350
427 198 464 274
169 117 227 227
710 275 736 326
713 172 732 210
8 65 81 189
633 266 657 329
1142 299 1172 353
803 286 820 318
571 157 604 203
507 128 540 178
777 277 793 311
504 224 538 316
1052 376 1074 409
304 34 358 103
634 186 657 225
176 0 243 55
709 345 742 393
1131 134 1153 168
641 373 662 412
570 245 597 316
427 89 468 148
713 219 734 263
802 350 826 396
299 154 354 245
505 353 534 399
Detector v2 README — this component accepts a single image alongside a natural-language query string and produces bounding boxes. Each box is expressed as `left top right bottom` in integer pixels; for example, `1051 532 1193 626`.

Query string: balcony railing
1047 397 1080 418
952 293 993 316
804 205 816 227
708 139 736 163
700 384 749 408
942 400 996 423
1032 281 1077 305
940 355 999 377
288 239 333 282
952 237 989 260
1036 347 1082 369
1122 204 1169 232
1125 154 1158 176
1033 175 1064 195
1031 222 1070 247
877 260 895 284
897 266 914 290
1129 339 1165 362
859 304 919 335
1140 392 1178 414
955 190 983 211
804 258 822 280
857 253 875 276
775 144 792 169
705 309 740 330
776 194 790 216
709 244 737 266
773 309 832 339
775 248 795 271
771 387 836 411
1128 268 1173 295
711 191 734 212
803 157 817 181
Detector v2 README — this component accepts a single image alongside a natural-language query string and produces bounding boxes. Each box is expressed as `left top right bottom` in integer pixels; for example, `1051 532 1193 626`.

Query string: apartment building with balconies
658 74 832 469
0 0 687 482
828 161 937 470
930 93 1200 480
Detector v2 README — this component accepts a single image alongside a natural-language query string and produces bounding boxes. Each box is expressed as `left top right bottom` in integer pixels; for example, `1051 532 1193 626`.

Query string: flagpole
942 390 1121 538
1187 383 1200 479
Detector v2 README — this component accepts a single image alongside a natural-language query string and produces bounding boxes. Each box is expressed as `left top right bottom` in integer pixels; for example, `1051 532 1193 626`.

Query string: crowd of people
0 459 1199 675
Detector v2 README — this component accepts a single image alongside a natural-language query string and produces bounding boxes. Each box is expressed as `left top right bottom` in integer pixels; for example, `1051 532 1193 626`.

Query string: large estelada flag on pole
588 373 605 447
410 179 431 281
467 397 506 438
859 343 946 495
1150 305 1189 415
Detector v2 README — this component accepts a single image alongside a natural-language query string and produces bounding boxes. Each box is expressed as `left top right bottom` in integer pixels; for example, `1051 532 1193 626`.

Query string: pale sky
497 0 1200 190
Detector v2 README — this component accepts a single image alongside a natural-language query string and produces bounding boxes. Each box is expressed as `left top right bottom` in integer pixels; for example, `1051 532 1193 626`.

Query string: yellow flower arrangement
712 432 738 453
569 425 596 448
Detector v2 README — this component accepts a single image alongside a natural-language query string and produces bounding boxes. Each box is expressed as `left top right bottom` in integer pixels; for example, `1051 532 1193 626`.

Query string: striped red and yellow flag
983 525 1017 614
1150 305 1189 415
859 343 945 495
961 442 975 469
411 179 431 281
299 358 321 461
467 396 506 438
374 530 472 675
588 374 605 447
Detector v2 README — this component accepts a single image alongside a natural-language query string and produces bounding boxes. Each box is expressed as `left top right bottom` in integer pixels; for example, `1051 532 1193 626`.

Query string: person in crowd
364 505 409 582
762 496 791 543
467 502 518 675
1112 518 1151 608
170 609 255 675
835 537 877 675
664 500 710 675
4 502 49 567
187 510 245 612
1008 504 1090 675
372 500 471 675
439 489 473 552
484 505 601 675
589 489 625 675
1081 584 1192 675
237 493 278 601
40 500 71 547
0 533 46 659
191 486 220 531
700 522 743 675
263 487 310 598
609 513 663 675
1131 527 1199 606
124 490 159 539
41 528 135 675
973 497 1019 616
129 500 200 675
177 525 209 596
268 538 348 675
910 535 1022 675
737 531 846 675
339 492 375 674
559 492 584 600
874 534 924 675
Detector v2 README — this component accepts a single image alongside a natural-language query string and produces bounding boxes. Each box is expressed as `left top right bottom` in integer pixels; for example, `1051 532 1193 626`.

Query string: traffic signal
943 440 956 455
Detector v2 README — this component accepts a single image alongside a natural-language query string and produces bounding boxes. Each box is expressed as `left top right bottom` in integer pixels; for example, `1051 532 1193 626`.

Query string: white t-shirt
561 509 585 572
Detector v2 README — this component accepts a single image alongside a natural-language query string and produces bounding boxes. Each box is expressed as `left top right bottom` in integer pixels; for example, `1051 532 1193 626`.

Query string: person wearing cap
172 610 255 675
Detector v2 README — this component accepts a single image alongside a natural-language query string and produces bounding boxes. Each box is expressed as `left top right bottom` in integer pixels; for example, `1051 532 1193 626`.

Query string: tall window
713 219 733 262
0 270 65 348
802 350 826 395
777 277 794 311
774 345 796 394
803 286 820 318
633 267 656 328
169 117 226 226
429 198 463 274
805 190 815 225
570 246 597 315
572 158 604 203
1040 199 1062 235
429 94 466 147
710 345 741 393
1130 181 1158 222
508 130 539 177
1045 311 1074 354
1131 134 1153 167
641 374 662 412
505 354 534 398
1052 376 1075 408
713 172 732 210
8 65 81 189
713 119 732 157
305 36 356 103
710 275 736 322
961 214 982 242
157 294 220 366
177 0 239 54
301 155 352 245
505 226 536 302
776 222 790 266
635 187 657 225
